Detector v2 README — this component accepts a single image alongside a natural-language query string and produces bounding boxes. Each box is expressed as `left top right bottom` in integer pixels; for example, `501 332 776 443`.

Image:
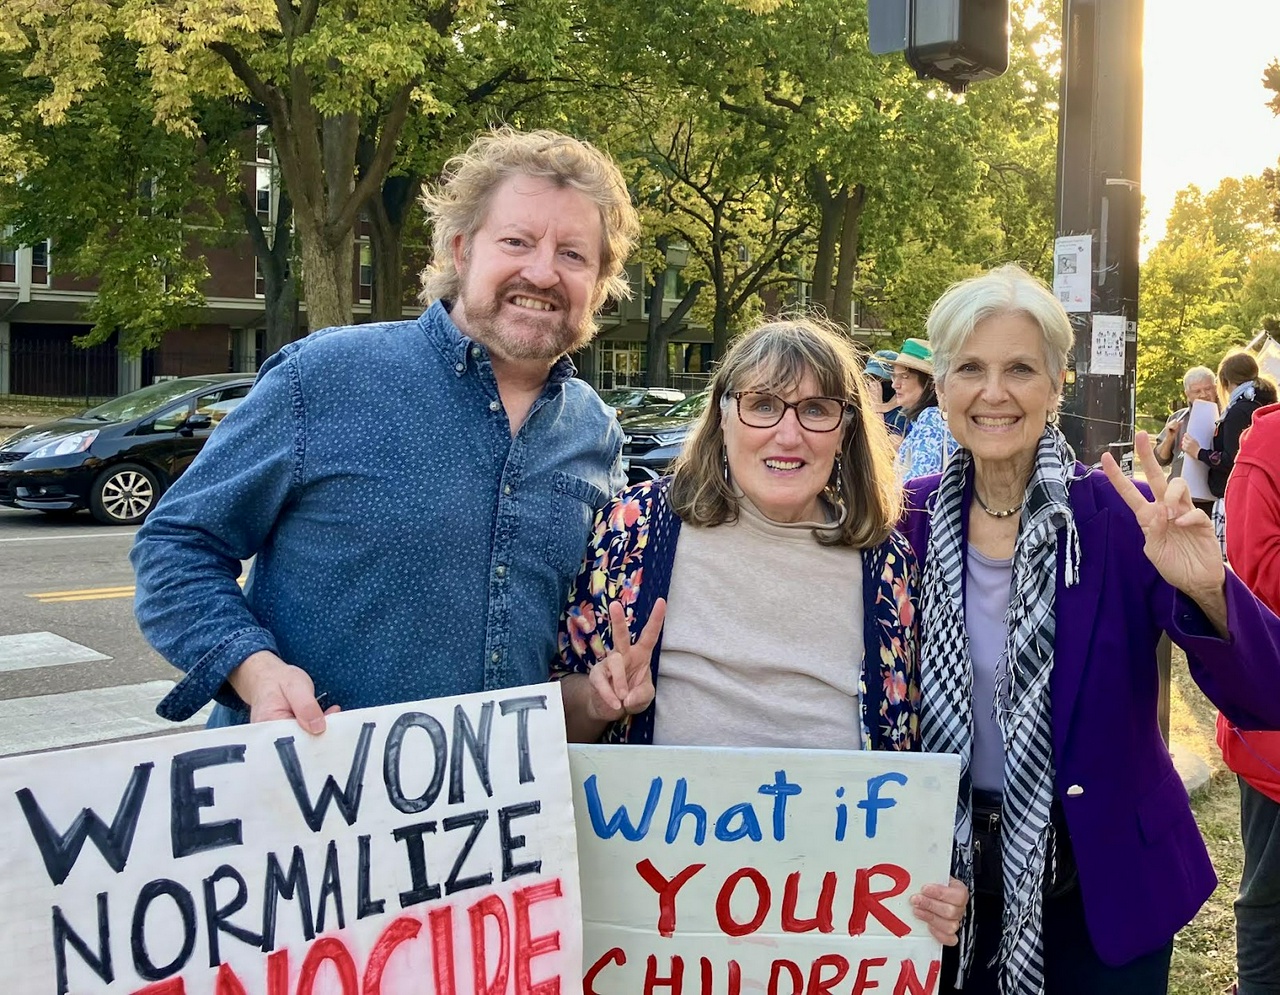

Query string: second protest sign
570 745 960 995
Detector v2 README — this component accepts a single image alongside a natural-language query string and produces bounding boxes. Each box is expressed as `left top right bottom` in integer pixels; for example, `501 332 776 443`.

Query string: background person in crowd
1153 364 1217 483
898 264 1280 995
1182 349 1278 552
893 336 958 479
131 127 639 731
867 347 909 444
1221 398 1280 995
551 317 968 945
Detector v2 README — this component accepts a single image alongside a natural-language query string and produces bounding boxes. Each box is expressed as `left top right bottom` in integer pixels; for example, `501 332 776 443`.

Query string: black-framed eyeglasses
731 391 852 432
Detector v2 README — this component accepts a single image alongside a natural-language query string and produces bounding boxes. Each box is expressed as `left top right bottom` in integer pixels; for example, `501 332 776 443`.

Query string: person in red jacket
1222 398 1280 995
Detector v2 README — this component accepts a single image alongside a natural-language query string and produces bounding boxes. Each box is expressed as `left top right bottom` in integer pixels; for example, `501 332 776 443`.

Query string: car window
197 385 251 425
150 402 193 433
666 392 710 418
81 378 225 422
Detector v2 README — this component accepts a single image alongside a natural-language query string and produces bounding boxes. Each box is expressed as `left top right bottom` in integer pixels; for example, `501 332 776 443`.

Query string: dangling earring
828 454 849 527
722 446 731 485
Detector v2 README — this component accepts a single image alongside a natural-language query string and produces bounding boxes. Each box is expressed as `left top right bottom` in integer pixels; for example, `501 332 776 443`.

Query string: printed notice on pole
572 744 961 994
1090 314 1127 375
1053 235 1092 312
0 684 581 994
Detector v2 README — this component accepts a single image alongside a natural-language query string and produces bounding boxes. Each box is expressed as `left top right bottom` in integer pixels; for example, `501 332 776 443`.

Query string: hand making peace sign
584 598 667 723
1101 431 1228 631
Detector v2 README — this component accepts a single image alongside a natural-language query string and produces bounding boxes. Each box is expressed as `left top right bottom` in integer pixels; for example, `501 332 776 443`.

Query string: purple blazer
901 466 1280 967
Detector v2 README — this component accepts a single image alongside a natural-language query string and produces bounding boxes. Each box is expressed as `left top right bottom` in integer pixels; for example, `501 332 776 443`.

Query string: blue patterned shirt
132 301 624 724
897 405 958 480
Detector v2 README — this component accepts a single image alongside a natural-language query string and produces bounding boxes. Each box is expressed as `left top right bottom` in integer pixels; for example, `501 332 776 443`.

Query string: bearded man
133 128 639 730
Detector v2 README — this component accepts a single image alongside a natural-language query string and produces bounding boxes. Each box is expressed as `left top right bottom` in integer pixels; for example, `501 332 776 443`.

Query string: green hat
893 338 934 377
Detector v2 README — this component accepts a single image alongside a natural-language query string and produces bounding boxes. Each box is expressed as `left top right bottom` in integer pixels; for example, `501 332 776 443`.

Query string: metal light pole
1054 0 1145 464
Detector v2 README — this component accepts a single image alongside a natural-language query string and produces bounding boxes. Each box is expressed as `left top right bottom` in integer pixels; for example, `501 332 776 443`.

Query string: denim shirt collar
417 299 578 385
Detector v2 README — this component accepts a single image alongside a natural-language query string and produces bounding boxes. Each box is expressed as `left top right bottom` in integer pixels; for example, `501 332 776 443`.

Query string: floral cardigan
552 478 923 751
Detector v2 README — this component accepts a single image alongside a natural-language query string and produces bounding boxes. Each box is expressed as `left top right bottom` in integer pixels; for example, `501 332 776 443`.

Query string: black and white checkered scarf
919 425 1081 995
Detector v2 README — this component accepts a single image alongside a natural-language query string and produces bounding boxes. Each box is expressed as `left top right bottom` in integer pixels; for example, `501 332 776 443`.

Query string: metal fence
2 336 118 404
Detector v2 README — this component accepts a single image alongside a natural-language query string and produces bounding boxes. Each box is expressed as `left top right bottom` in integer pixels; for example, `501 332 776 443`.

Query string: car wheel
90 463 161 525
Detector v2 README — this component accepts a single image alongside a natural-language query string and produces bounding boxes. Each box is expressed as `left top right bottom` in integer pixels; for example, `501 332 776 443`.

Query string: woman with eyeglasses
893 337 958 480
552 317 969 945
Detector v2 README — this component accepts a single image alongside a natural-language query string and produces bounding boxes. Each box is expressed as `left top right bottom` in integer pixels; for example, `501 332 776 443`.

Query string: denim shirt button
471 347 482 359
454 362 465 374
496 565 507 578
489 400 501 413
504 484 512 495
490 650 501 663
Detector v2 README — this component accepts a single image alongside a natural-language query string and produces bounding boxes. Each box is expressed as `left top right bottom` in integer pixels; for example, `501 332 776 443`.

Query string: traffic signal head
869 0 1010 93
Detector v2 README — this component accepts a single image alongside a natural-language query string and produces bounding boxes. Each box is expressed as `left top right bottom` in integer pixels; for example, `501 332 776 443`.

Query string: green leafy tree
1137 235 1239 416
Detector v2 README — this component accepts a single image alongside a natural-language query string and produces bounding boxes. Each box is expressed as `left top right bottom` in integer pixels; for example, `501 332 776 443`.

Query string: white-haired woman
552 317 969 945
900 263 1280 994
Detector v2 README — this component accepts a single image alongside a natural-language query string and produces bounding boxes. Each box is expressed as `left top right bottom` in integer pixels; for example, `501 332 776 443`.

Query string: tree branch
332 81 415 237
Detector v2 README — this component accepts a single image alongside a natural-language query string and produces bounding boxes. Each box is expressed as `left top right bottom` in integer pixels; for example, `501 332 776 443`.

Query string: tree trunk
643 270 707 386
809 171 846 319
239 187 300 358
295 211 354 331
367 174 422 321
831 185 866 332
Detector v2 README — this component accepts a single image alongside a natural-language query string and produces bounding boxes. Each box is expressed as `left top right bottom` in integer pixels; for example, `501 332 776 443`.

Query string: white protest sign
1181 398 1219 502
0 684 581 995
570 745 961 995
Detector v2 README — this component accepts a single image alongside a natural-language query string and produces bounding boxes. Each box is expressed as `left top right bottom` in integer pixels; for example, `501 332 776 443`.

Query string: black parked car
0 373 255 525
621 390 711 486
598 386 686 421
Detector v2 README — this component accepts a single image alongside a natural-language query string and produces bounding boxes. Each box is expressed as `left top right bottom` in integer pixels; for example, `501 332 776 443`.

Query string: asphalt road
0 505 208 756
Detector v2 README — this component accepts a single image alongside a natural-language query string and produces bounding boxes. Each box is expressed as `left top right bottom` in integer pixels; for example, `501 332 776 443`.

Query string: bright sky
1141 0 1280 248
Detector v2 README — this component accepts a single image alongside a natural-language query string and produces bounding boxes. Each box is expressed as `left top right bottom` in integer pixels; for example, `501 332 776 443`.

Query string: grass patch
1169 645 1241 995
0 397 85 442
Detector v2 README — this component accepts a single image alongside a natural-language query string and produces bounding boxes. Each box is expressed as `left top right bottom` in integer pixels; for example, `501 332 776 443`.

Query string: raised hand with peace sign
561 598 666 742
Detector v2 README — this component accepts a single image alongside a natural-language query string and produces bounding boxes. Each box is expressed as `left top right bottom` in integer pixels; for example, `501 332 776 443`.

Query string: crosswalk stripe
26 584 136 597
0 632 111 674
0 681 212 757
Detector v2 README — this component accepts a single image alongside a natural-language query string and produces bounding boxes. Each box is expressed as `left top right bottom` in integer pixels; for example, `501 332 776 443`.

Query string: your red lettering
699 956 742 995
296 937 358 995
807 954 849 994
852 956 888 994
469 893 511 995
767 959 803 995
782 870 836 934
429 906 458 995
645 953 684 994
585 947 626 995
215 963 249 995
514 879 564 995
636 859 706 937
848 864 912 938
362 916 422 995
893 959 941 995
715 867 770 937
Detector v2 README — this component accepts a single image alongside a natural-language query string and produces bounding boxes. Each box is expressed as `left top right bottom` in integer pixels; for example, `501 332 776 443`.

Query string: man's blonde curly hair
419 127 640 309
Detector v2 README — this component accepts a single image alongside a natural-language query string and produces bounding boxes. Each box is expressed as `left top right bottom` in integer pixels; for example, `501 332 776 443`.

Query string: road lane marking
0 530 139 543
0 680 212 756
0 632 111 673
27 577 246 604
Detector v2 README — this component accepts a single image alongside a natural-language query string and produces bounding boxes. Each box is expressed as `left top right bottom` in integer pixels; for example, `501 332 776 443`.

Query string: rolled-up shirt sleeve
131 355 303 720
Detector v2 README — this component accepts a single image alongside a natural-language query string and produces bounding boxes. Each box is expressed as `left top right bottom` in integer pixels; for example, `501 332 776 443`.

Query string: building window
255 166 273 220
254 256 265 299
358 243 373 303
256 125 272 164
599 344 647 389
0 231 14 284
30 239 50 285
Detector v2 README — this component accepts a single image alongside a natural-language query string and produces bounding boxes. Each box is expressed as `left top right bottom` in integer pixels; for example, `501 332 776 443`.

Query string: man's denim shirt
132 301 624 724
